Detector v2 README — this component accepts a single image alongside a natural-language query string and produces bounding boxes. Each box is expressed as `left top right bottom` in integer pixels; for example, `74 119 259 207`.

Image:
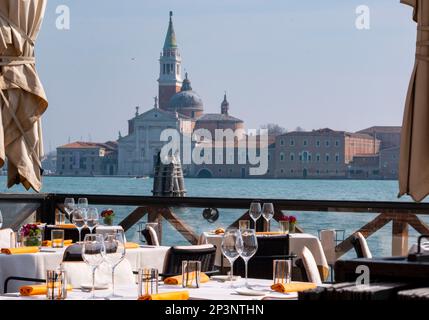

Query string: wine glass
78 198 89 214
0 210 3 229
262 203 274 232
103 230 126 298
82 234 106 299
249 202 261 230
221 228 241 288
64 198 75 222
72 208 86 243
236 229 258 289
86 208 99 234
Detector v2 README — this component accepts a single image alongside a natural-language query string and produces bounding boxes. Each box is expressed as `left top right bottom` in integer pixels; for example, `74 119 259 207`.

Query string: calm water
0 176 426 257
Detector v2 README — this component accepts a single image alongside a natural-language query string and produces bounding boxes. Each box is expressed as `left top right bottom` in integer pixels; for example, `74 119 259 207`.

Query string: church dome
167 73 204 115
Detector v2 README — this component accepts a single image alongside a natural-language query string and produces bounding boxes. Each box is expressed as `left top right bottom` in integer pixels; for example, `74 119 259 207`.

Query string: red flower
101 209 115 218
279 215 289 222
289 216 297 223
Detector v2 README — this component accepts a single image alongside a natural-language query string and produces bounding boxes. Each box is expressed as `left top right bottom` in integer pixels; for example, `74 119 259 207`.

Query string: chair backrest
0 228 13 248
141 226 160 246
320 229 336 265
351 232 372 259
162 244 216 276
96 226 125 239
235 235 290 280
61 260 135 288
301 246 322 285
62 244 84 262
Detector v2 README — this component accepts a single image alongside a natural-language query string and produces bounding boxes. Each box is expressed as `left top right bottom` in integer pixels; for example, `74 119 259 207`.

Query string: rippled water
1 176 426 257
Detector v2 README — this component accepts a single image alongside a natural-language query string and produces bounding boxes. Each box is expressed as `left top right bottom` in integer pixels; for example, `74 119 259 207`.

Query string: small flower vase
24 234 42 247
279 221 290 234
289 222 296 234
103 216 114 226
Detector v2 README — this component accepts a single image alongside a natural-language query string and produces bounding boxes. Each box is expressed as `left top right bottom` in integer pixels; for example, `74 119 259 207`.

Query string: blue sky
36 0 416 151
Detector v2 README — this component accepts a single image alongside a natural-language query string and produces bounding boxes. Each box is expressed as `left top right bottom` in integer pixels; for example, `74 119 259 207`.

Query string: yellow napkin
213 228 225 235
125 242 140 249
271 282 317 293
138 291 189 300
1 247 40 255
42 239 73 247
164 272 210 285
20 284 73 296
54 224 75 229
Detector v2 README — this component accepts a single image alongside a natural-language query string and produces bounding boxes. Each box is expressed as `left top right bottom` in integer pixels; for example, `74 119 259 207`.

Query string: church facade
117 12 245 177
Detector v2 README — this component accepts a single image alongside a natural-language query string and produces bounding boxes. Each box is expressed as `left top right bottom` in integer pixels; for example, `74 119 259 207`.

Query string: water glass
182 261 201 288
72 208 86 243
51 230 65 248
236 229 258 288
103 231 126 298
221 228 241 288
273 259 292 284
64 198 75 221
82 234 106 299
262 203 274 232
46 269 68 300
86 207 99 234
138 268 159 296
239 220 250 231
55 211 65 225
279 221 290 234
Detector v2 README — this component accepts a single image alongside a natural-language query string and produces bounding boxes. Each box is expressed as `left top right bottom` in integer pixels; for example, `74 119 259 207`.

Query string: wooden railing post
391 213 409 256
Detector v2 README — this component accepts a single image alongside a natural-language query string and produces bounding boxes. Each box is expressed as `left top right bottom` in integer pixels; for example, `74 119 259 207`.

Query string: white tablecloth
0 278 300 300
200 232 329 272
0 245 170 293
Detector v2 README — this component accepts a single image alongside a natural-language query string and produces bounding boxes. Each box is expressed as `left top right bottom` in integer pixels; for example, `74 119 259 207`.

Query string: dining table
0 245 170 293
0 278 305 301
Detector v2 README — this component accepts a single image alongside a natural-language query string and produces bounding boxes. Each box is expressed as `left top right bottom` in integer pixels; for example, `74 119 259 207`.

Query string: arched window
326 153 330 162
316 153 320 162
335 153 340 163
280 152 285 161
290 153 295 161
302 151 309 162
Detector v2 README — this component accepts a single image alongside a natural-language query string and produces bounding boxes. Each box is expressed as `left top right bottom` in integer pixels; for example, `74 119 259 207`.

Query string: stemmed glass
64 198 75 222
249 202 262 230
82 234 106 299
72 208 86 243
221 228 241 288
236 229 258 289
0 210 3 228
78 198 89 214
103 231 126 298
262 203 274 232
86 208 99 234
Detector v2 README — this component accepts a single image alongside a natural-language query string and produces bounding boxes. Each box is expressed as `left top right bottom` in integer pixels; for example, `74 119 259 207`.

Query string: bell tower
158 11 182 110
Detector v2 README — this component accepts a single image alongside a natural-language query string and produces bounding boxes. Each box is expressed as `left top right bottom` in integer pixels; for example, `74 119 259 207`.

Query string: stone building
56 141 118 176
357 126 401 150
273 128 380 178
380 146 400 179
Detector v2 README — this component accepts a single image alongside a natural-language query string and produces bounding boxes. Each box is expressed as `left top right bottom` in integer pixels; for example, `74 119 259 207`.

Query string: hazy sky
36 0 416 151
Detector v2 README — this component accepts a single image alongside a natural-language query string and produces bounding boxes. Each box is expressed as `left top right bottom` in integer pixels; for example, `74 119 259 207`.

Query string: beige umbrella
399 0 429 202
0 0 48 192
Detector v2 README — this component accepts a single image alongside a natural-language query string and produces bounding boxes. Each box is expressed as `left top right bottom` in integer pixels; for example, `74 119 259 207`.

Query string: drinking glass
82 234 106 299
0 210 3 229
78 198 89 215
181 261 201 288
138 268 159 297
221 229 241 288
238 220 250 231
46 269 68 300
236 229 258 289
64 198 75 221
72 208 86 243
273 259 292 285
86 208 99 234
262 203 274 232
51 230 65 248
103 230 126 298
249 202 261 230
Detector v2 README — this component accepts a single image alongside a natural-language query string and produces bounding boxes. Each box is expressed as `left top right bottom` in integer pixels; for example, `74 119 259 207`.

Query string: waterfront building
56 141 118 176
379 146 400 179
274 128 380 178
347 154 380 179
357 126 401 150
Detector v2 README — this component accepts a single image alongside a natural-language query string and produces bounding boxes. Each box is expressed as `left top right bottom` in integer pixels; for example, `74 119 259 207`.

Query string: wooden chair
161 244 217 278
234 235 291 280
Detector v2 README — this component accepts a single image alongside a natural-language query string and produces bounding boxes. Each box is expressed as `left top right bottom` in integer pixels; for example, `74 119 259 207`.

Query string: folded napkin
125 242 140 249
1 247 40 255
138 291 189 300
213 228 225 235
164 272 210 285
20 284 73 296
54 224 75 229
42 239 73 247
271 282 317 293
256 232 282 236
